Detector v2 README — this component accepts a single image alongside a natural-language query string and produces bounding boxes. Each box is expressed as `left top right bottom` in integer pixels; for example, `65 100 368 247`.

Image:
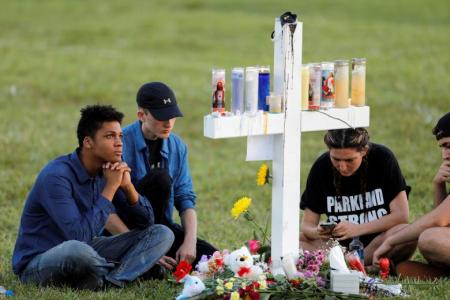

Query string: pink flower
303 270 314 278
316 276 326 287
315 254 325 264
248 240 261 254
307 263 320 274
296 258 304 268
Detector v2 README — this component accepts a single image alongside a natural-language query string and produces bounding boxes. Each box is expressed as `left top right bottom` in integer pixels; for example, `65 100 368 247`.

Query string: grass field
1 0 449 299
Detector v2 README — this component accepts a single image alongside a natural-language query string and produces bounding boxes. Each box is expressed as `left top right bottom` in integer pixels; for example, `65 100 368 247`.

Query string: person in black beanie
373 111 450 279
121 82 217 271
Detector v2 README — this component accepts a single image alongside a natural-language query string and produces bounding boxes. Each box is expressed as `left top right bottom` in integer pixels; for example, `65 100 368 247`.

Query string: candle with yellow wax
351 58 366 106
301 64 310 110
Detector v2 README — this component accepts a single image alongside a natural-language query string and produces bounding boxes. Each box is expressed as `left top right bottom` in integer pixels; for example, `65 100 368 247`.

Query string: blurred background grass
0 0 449 299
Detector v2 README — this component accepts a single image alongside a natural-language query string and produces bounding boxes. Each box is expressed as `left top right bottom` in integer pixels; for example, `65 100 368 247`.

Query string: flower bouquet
170 164 407 299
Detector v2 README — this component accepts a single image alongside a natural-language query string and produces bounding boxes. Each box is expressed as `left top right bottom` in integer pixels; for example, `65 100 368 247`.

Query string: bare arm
374 194 450 264
333 191 409 240
301 208 331 240
176 208 197 263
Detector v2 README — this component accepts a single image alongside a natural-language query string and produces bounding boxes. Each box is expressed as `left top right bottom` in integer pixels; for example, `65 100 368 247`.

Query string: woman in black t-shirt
300 128 415 265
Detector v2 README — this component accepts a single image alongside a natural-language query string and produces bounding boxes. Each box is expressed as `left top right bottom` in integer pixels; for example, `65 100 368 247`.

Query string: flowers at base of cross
284 249 329 288
345 251 366 275
196 250 228 278
231 197 252 219
378 257 390 279
231 197 270 252
173 260 192 282
256 163 271 186
296 249 327 275
229 291 240 300
247 240 261 255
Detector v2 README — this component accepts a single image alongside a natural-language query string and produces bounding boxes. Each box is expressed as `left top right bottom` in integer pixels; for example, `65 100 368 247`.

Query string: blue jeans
20 224 174 289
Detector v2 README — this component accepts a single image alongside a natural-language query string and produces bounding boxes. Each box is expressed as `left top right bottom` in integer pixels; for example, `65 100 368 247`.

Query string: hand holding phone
319 221 337 231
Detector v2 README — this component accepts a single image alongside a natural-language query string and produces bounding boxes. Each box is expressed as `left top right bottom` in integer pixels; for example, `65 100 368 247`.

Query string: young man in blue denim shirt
122 82 216 269
12 105 174 290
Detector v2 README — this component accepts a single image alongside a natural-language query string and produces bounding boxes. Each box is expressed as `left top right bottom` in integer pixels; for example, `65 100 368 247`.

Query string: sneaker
73 274 104 291
140 264 168 280
104 275 125 289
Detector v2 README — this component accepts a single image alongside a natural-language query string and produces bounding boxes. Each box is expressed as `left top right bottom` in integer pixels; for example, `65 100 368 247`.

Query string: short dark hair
77 105 124 148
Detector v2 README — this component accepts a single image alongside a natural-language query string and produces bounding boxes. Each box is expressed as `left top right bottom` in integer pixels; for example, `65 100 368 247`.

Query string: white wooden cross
204 17 370 275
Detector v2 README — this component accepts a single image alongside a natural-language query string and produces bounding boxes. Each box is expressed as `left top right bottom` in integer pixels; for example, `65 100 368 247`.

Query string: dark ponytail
324 128 369 151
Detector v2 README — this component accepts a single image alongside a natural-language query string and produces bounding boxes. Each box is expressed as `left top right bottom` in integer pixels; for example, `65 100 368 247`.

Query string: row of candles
302 58 366 110
211 58 366 115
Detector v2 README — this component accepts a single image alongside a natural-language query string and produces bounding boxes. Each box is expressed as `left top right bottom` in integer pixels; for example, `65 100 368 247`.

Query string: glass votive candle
334 60 349 108
351 58 366 106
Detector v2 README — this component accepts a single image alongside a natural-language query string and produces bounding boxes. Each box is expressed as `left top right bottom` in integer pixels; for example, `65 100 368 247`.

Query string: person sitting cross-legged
12 105 174 290
373 112 450 279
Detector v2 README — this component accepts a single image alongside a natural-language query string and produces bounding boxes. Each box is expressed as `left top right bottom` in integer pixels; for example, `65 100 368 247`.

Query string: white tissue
329 245 350 273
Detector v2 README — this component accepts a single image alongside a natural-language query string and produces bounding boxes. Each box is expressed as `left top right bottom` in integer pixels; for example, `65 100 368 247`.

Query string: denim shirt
122 121 196 223
12 149 154 275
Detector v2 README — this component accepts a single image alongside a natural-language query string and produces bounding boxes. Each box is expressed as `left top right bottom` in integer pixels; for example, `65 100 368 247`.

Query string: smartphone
320 222 336 230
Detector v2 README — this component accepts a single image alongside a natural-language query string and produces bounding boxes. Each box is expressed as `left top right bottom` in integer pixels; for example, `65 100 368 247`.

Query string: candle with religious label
231 67 245 115
334 60 349 108
351 58 366 106
308 63 321 110
321 62 335 109
211 68 226 113
245 66 259 115
301 64 310 110
258 66 270 111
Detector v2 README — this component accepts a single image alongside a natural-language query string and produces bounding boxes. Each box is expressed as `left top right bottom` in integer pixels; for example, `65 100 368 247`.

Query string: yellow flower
216 285 224 296
258 280 267 290
224 281 233 290
231 197 252 219
230 291 240 300
256 163 269 186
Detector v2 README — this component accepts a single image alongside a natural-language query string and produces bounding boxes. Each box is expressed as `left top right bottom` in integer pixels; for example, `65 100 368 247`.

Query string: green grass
1 0 449 299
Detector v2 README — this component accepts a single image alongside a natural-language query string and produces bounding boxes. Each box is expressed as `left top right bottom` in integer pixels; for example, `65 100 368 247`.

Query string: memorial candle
308 63 321 110
245 66 259 116
301 64 310 110
258 66 270 112
211 68 226 113
334 60 349 108
351 58 366 106
321 62 335 109
231 67 244 115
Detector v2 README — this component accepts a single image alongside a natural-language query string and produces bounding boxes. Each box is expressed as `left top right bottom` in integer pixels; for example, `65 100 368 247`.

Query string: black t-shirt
300 143 409 247
144 138 162 168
